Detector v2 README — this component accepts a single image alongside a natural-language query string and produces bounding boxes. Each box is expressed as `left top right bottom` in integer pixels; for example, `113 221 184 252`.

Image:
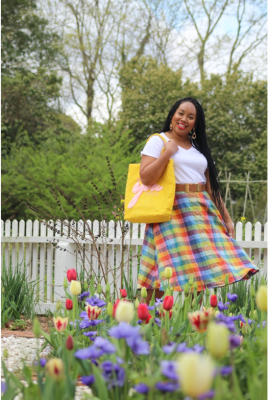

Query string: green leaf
91 364 109 400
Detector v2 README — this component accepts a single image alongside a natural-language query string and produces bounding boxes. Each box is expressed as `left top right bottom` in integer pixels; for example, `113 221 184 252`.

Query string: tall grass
1 262 38 326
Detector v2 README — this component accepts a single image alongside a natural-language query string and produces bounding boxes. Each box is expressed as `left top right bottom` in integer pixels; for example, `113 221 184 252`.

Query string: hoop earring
191 129 196 140
170 123 172 131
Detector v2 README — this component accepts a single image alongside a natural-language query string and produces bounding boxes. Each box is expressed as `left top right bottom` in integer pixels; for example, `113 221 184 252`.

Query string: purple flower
79 311 88 318
220 366 233 376
239 314 246 323
37 358 47 367
218 301 230 311
176 342 189 353
94 337 116 354
75 346 103 359
227 293 238 303
155 298 163 306
80 319 103 329
162 342 176 354
154 318 161 327
192 344 205 353
229 315 240 321
78 291 90 301
126 337 150 355
134 383 150 394
91 359 98 366
160 360 178 381
215 313 236 332
257 321 267 328
83 331 98 337
198 390 215 399
81 375 95 386
148 305 155 310
86 295 106 308
229 335 241 349
101 361 125 388
109 322 140 339
155 381 179 392
1 382 7 394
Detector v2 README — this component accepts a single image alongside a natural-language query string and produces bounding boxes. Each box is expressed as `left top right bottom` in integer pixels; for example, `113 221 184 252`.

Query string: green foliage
1 0 60 74
119 56 198 147
1 122 139 221
9 318 27 330
1 70 76 156
1 262 37 325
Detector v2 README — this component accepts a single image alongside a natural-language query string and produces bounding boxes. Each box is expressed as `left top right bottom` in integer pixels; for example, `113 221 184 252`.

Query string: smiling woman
137 97 259 304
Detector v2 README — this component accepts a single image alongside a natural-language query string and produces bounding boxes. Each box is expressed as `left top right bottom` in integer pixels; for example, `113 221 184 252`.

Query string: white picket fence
1 219 267 313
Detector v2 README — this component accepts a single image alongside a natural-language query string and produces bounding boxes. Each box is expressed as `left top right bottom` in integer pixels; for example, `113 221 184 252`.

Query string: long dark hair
161 97 223 213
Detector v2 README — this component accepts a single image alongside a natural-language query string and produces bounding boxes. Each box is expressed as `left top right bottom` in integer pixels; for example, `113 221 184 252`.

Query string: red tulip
65 299 73 310
65 335 74 351
210 295 218 308
137 303 150 321
120 289 127 298
113 299 120 318
145 313 152 324
67 269 77 282
163 296 174 311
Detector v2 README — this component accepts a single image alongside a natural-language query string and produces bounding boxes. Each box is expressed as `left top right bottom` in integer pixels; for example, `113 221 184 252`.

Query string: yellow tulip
115 300 134 323
46 358 64 381
188 309 214 333
164 267 172 279
256 285 267 312
207 322 229 358
53 316 68 332
141 287 147 298
107 302 113 316
135 298 140 309
86 304 101 320
70 280 81 295
176 353 214 398
188 274 194 286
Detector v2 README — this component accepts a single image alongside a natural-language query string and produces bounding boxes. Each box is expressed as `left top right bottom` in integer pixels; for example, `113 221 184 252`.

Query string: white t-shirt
140 132 208 184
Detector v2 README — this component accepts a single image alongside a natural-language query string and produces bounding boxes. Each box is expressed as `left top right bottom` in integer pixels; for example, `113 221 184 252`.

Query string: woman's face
170 101 196 137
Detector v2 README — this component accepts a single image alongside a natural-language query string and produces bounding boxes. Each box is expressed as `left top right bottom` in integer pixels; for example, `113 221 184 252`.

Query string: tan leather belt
175 183 206 193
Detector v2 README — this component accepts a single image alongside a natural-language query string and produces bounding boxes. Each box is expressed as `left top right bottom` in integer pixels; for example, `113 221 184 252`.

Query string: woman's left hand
225 220 235 239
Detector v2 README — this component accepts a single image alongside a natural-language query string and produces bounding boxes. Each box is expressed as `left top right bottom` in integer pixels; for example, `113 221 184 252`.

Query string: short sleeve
140 135 165 159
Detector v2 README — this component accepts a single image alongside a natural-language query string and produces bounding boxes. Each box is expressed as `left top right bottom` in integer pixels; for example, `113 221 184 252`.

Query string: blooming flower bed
1 269 267 400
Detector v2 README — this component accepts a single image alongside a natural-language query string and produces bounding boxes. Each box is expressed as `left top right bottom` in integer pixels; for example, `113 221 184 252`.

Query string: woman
137 97 258 304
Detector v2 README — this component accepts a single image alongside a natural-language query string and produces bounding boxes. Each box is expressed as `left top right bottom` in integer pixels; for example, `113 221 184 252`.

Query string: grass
1 261 38 326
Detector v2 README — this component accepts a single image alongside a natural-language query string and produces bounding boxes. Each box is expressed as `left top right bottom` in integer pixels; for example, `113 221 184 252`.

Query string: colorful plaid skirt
137 191 259 292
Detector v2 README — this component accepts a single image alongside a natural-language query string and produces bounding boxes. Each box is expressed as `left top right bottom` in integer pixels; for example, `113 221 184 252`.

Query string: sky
55 0 267 130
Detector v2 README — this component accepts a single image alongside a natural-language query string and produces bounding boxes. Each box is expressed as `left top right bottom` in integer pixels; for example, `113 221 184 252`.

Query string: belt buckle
184 183 189 193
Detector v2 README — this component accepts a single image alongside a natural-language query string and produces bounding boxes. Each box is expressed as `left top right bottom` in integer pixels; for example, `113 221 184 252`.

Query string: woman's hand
163 139 178 156
225 220 235 239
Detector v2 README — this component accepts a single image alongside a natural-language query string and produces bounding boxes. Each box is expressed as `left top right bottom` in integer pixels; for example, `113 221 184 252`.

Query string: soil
1 315 53 337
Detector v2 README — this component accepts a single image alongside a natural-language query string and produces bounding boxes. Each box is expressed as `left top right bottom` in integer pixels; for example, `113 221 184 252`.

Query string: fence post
264 222 267 274
54 241 76 301
1 220 4 266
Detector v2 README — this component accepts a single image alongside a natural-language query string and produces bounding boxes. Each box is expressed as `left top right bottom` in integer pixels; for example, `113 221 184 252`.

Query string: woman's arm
140 140 178 186
205 169 235 238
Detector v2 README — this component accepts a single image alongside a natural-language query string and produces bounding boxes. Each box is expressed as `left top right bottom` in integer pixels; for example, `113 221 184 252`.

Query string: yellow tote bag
124 134 175 223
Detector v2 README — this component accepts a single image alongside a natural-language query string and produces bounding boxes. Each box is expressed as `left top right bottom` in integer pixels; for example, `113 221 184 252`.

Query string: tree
44 0 184 126
1 0 60 75
181 0 266 82
1 0 78 156
1 123 139 221
119 56 198 147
